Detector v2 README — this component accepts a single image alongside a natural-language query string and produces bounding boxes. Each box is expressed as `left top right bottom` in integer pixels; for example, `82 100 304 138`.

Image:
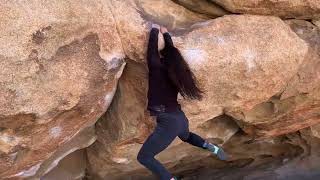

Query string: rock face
172 0 320 19
224 19 320 139
41 149 87 180
172 0 230 18
174 15 307 119
214 0 320 19
1 0 320 179
0 0 126 178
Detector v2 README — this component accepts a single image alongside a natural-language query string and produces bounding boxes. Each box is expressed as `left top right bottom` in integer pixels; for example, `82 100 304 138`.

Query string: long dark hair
161 46 204 100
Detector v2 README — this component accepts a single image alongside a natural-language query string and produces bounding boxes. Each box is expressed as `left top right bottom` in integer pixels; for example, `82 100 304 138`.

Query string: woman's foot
203 141 228 161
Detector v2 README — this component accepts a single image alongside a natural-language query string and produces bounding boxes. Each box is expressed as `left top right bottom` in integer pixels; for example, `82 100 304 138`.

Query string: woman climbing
137 24 228 180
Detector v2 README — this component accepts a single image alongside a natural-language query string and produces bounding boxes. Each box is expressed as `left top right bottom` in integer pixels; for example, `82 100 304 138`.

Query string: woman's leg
176 111 206 149
137 114 178 180
179 131 206 149
177 110 228 160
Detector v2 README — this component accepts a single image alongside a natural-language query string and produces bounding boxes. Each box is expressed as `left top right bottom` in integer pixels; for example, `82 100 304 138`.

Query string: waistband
148 104 181 116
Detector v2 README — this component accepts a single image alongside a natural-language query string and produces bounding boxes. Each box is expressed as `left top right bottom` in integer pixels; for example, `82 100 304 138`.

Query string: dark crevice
93 57 146 146
296 131 312 157
198 113 241 145
171 0 232 18
207 0 233 14
135 0 210 34
32 26 52 44
135 0 230 37
309 19 318 27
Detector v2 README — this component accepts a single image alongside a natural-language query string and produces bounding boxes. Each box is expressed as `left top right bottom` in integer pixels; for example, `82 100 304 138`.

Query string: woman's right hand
160 26 168 34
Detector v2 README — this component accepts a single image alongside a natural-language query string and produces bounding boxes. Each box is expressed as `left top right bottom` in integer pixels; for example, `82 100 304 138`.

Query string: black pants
137 109 206 180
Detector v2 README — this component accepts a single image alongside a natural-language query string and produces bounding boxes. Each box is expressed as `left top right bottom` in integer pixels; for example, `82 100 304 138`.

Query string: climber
136 23 228 180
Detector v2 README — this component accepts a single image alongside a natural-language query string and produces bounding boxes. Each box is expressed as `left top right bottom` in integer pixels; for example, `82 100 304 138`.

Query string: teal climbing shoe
203 142 228 161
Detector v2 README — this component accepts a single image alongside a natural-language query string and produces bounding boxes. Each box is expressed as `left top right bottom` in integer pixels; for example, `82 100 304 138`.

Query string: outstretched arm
160 26 175 67
161 26 174 48
147 26 161 69
163 32 174 47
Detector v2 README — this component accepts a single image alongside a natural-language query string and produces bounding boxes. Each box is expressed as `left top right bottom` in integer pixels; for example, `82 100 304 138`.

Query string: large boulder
0 0 126 178
86 3 309 177
214 0 320 19
104 10 309 128
172 0 230 18
227 20 320 139
105 0 209 61
1 0 320 179
180 129 320 180
174 15 307 125
314 19 320 28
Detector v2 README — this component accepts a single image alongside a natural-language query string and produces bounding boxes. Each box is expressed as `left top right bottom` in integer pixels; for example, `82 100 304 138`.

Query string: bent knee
179 133 190 142
137 151 151 164
137 151 144 162
180 137 188 142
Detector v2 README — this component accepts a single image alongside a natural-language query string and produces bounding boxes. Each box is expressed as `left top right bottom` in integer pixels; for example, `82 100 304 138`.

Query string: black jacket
146 28 181 112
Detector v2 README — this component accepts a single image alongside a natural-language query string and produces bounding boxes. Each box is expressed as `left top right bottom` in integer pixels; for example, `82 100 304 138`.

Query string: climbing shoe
170 176 179 180
203 141 228 161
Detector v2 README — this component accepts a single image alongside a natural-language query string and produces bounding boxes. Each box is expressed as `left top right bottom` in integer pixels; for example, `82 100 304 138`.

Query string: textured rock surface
1 0 320 179
179 129 320 180
282 20 320 99
314 19 320 28
41 149 87 180
86 60 240 179
226 19 320 139
174 15 307 120
172 0 230 18
0 0 126 178
215 0 320 19
87 2 310 179
30 126 96 179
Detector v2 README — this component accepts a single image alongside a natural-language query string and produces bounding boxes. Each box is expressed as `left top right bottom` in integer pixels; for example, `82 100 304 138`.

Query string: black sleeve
147 28 161 69
163 32 174 47
161 32 175 67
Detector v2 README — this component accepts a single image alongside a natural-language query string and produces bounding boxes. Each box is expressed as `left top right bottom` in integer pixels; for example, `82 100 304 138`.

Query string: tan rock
0 0 126 178
136 0 209 29
313 19 320 28
175 15 308 123
103 2 308 123
178 129 320 180
41 149 86 180
214 0 320 19
85 60 238 179
227 20 320 138
106 0 208 61
311 124 320 139
281 20 320 99
0 33 125 178
86 60 155 178
0 0 207 178
0 0 124 61
196 115 239 144
0 0 318 179
172 0 230 18
35 126 95 179
234 89 320 138
86 14 308 178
